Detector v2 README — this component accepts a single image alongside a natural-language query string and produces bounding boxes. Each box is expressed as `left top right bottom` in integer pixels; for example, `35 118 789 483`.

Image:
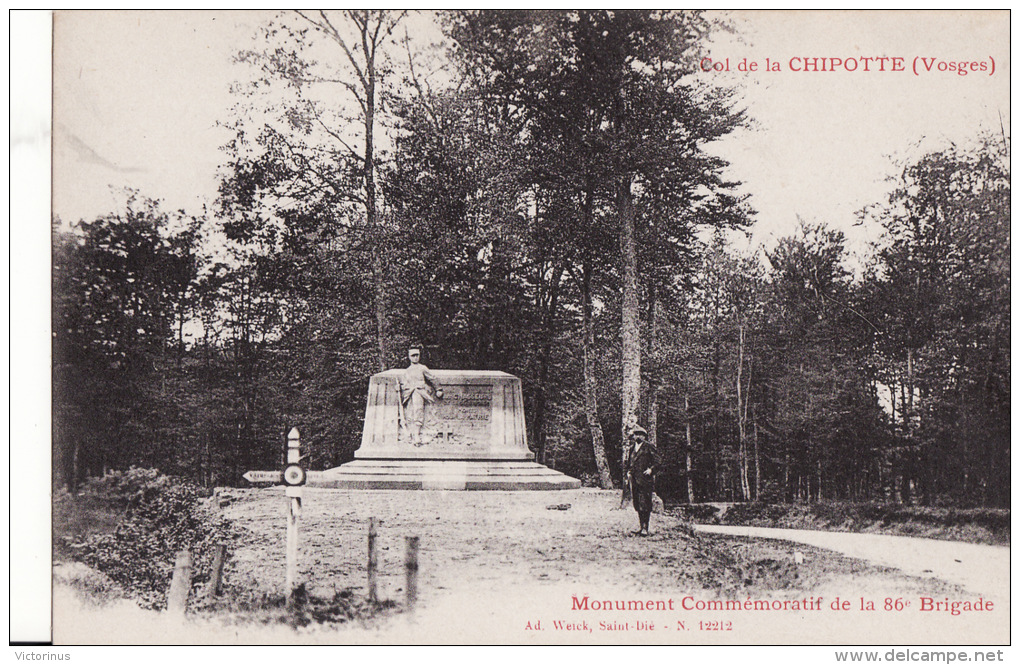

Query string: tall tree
52 196 204 486
763 221 882 502
866 136 1010 505
446 10 748 491
232 10 406 371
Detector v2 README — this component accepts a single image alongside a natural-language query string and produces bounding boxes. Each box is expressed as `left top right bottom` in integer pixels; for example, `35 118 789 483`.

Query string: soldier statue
398 344 443 445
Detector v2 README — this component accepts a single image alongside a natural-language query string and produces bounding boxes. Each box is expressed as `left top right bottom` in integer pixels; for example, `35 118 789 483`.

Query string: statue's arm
424 367 443 397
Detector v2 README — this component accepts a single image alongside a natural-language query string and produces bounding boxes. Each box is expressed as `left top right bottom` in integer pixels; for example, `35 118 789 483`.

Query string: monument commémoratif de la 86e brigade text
312 367 580 490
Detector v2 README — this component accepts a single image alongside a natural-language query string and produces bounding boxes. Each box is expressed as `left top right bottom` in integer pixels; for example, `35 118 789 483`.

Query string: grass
195 583 401 628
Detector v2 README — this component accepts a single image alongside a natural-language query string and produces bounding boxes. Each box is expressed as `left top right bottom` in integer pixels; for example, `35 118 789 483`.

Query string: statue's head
408 344 422 364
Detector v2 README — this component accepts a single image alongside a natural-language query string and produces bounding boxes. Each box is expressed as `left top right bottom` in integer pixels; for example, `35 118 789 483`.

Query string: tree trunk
618 175 640 507
581 264 613 489
736 323 750 501
364 38 388 372
648 396 658 449
889 384 896 427
753 407 760 500
817 460 823 502
312 9 400 373
906 348 914 426
784 449 791 502
685 394 694 504
711 313 722 500
533 264 563 465
71 437 81 493
647 281 658 450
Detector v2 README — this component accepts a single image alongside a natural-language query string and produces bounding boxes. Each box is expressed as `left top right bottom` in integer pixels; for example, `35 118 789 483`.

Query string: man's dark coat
629 441 657 513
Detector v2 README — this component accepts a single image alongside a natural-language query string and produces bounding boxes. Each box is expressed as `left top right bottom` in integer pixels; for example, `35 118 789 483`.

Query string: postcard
22 9 1012 653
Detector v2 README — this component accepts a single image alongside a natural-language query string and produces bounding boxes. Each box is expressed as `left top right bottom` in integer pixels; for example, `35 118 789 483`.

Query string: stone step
311 460 581 491
335 460 556 468
327 464 566 475
310 477 581 491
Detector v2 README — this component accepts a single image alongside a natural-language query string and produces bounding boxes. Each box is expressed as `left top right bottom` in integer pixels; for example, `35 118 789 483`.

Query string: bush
669 504 722 523
707 500 1009 545
64 468 234 610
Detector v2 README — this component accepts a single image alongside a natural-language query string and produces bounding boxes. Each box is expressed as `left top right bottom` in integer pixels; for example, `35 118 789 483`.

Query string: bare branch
303 100 365 164
305 10 368 91
382 11 407 41
402 26 440 129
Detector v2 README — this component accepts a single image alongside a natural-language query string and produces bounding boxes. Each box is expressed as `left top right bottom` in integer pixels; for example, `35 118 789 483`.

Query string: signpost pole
285 427 302 601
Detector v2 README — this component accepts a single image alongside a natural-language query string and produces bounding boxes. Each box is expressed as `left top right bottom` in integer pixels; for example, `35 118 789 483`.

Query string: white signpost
242 470 282 484
283 427 304 601
242 428 307 604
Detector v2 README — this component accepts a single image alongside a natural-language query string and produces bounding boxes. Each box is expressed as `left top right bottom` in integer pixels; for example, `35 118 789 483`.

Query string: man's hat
629 425 648 437
408 343 422 353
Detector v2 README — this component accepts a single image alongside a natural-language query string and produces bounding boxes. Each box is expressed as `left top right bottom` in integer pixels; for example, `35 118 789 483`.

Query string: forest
52 10 1010 507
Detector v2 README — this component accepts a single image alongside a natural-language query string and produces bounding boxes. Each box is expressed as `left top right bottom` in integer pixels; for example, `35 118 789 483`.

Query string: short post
367 518 379 602
166 550 193 617
285 427 303 600
207 543 228 597
404 536 420 611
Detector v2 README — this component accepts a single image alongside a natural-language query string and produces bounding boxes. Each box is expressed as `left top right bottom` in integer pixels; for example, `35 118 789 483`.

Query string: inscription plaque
413 383 492 448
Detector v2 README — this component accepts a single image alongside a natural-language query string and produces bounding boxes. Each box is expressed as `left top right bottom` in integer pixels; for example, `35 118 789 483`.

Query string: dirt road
693 525 1010 602
195 488 1010 644
53 488 1009 644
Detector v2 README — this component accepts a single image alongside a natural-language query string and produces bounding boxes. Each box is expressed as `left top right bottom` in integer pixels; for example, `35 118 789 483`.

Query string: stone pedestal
315 369 580 490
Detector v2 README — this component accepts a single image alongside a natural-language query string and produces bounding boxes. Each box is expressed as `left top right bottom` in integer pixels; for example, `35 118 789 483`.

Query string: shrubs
60 468 233 610
57 469 400 627
671 504 724 523
708 501 1009 545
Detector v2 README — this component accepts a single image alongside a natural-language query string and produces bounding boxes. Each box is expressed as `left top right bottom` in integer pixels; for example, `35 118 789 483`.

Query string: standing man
399 344 443 445
627 425 657 536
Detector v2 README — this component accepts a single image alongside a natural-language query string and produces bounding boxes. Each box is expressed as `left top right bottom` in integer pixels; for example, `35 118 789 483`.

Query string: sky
703 11 1009 257
50 10 1009 261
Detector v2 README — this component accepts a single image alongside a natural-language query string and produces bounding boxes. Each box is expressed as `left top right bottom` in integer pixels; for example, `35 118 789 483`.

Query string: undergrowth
673 501 1010 546
198 583 400 628
57 468 234 610
55 469 400 627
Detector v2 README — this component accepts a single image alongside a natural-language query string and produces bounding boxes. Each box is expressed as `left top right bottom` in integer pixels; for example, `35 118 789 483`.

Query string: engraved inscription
421 384 492 448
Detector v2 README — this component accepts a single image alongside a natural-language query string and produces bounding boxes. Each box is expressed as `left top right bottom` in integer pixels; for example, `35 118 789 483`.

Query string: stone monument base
311 459 581 491
329 368 581 490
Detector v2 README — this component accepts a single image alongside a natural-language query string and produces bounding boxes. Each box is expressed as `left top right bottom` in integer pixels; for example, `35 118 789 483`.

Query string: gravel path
693 525 1010 602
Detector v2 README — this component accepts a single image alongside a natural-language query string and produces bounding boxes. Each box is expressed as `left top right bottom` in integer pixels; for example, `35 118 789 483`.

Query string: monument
314 348 580 490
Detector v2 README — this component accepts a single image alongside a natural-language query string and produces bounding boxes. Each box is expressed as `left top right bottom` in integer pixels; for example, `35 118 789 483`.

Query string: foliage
712 501 1010 545
52 196 208 488
62 469 233 610
861 135 1010 506
51 13 1008 511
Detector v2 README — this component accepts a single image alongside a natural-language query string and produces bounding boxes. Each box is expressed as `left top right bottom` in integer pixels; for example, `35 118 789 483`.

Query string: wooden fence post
368 518 379 602
166 550 193 617
404 536 419 611
207 543 227 597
